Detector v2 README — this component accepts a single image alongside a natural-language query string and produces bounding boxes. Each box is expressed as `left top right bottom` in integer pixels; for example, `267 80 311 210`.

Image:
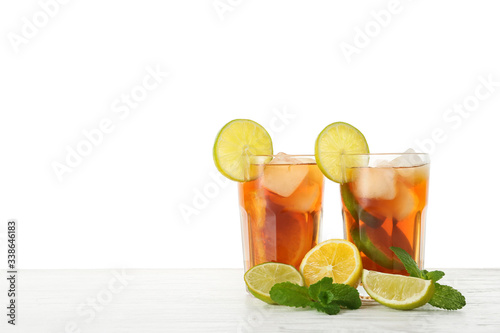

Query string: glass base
357 283 373 301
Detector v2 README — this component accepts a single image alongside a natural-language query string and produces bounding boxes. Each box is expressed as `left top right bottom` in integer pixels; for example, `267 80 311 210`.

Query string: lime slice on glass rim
244 262 304 304
314 122 369 183
362 269 434 310
213 119 273 182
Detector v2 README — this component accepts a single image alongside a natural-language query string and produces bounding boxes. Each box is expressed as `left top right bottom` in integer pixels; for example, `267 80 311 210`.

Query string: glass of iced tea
340 152 430 275
239 153 324 271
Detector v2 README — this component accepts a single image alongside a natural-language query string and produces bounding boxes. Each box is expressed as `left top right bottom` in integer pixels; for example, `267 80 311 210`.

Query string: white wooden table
1 269 499 332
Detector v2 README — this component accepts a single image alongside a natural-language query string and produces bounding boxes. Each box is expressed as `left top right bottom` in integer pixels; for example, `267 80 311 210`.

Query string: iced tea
239 154 324 271
341 153 430 275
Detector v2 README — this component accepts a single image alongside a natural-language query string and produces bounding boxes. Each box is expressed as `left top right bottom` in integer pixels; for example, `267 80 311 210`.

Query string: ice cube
269 152 302 165
391 183 418 221
361 182 418 221
398 163 430 187
353 167 396 200
374 160 393 167
391 148 423 168
290 184 320 211
262 163 309 197
272 183 320 211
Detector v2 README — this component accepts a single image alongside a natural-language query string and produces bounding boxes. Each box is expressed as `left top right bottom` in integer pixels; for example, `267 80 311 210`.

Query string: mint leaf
318 291 334 305
428 283 466 310
270 282 312 308
308 277 361 309
426 270 445 282
308 277 334 301
390 246 423 278
325 284 361 309
310 302 340 315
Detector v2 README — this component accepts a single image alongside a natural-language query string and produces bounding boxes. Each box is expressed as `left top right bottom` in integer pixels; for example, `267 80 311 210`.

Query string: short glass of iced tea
340 152 430 275
239 153 324 271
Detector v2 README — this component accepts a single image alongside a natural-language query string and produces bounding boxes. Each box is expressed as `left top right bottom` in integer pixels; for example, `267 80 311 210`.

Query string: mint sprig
390 247 466 310
269 277 361 315
389 246 424 278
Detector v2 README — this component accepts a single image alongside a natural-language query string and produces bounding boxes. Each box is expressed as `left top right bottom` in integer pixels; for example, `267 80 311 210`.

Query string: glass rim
247 154 317 166
251 154 314 157
251 153 429 157
341 152 429 157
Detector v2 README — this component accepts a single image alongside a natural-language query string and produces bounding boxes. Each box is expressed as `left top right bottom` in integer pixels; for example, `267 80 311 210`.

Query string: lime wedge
244 262 304 304
314 122 369 183
362 269 434 310
213 119 273 181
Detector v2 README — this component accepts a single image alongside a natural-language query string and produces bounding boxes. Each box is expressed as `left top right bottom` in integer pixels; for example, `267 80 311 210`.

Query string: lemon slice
362 269 435 310
213 119 273 182
315 122 369 183
244 262 304 304
299 239 362 287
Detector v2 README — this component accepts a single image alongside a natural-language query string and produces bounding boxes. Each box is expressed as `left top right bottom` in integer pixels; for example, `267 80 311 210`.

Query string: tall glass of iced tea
239 153 324 271
340 152 430 275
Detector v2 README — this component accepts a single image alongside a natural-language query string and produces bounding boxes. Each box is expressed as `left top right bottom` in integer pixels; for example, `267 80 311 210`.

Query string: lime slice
341 184 384 228
315 122 369 183
213 119 273 181
350 227 404 270
244 262 304 304
362 269 434 310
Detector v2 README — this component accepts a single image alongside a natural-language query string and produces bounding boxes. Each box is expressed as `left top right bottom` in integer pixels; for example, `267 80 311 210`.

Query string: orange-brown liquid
239 163 324 271
341 164 429 275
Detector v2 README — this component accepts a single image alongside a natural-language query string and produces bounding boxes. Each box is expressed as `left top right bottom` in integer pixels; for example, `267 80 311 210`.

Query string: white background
0 0 499 269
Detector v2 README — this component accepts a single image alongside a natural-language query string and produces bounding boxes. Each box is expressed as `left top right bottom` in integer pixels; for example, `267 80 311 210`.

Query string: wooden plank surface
1 269 499 332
